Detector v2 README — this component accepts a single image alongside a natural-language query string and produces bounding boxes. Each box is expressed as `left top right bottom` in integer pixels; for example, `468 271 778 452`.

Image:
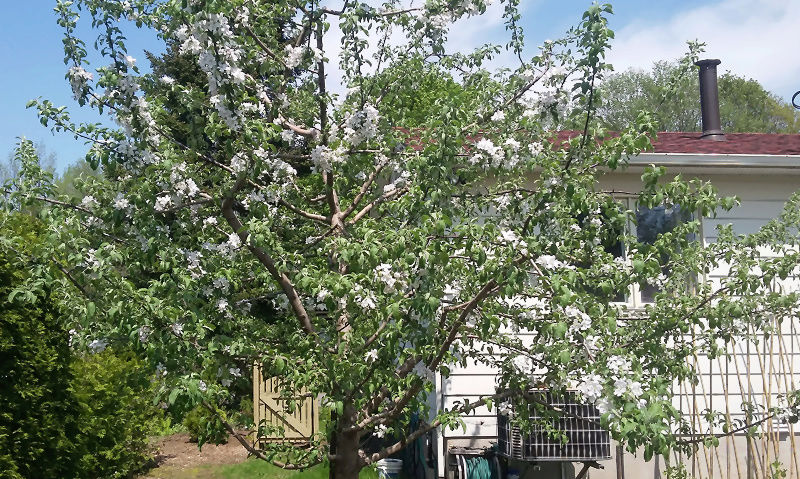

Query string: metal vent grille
497 390 611 462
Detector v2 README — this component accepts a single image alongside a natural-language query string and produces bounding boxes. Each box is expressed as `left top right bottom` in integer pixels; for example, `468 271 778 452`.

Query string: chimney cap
694 58 721 67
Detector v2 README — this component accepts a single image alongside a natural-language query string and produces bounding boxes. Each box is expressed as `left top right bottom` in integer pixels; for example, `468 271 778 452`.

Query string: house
435 61 800 479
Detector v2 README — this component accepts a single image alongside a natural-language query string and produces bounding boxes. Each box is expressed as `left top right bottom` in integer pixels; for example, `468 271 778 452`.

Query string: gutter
629 153 800 171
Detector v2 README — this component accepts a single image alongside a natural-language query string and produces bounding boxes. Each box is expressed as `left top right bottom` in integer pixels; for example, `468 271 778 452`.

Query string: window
635 204 693 303
611 198 694 308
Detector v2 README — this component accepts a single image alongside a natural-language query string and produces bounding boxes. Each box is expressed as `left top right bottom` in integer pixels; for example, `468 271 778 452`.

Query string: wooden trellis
253 366 319 445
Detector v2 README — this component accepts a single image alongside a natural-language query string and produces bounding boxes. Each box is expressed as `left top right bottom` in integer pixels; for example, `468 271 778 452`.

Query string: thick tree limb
221 178 318 338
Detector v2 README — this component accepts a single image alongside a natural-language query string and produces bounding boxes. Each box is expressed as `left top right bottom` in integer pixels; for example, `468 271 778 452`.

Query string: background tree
1 140 56 183
0 143 164 478
0 213 81 479
8 2 800 479
596 58 800 133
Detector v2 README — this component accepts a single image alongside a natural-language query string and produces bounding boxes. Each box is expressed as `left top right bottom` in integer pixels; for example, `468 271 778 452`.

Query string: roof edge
632 152 800 169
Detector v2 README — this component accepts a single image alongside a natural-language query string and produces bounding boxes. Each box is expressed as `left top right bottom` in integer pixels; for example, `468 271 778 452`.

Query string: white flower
124 55 136 67
504 138 521 151
154 195 172 212
198 380 207 392
281 130 295 143
613 378 629 397
227 232 241 249
607 356 631 375
596 397 612 414
156 363 167 377
229 367 242 377
629 381 643 397
473 138 504 166
204 217 218 227
284 45 304 68
230 152 247 174
171 322 184 336
81 195 98 209
374 424 388 438
88 339 108 353
160 75 175 85
217 298 228 312
113 193 130 210
577 374 604 402
343 104 380 146
490 111 506 122
536 255 566 270
528 142 544 156
357 293 376 310
310 146 344 173
365 349 378 362
138 325 151 343
213 277 229 291
68 66 93 99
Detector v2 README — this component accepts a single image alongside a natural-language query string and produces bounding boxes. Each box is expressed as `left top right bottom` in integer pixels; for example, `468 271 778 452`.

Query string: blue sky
2 0 798 173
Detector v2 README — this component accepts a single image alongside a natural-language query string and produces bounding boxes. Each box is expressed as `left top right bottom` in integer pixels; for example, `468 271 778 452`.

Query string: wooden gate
253 366 319 444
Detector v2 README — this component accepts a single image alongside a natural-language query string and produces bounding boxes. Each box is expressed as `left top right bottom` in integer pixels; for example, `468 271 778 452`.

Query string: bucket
376 458 403 479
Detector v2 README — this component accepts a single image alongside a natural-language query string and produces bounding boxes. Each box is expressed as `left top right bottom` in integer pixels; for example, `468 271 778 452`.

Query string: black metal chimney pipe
695 59 725 140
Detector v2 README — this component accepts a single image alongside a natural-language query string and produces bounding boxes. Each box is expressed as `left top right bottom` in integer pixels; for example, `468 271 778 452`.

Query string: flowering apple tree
6 0 800 477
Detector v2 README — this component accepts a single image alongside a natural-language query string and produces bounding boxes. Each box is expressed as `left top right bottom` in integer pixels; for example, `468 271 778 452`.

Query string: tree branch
221 177 319 338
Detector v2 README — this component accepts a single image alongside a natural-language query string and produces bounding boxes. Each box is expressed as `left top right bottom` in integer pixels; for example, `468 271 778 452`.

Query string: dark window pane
636 205 691 303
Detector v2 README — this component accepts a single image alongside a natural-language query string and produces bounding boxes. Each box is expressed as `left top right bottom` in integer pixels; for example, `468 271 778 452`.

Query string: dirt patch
140 432 249 477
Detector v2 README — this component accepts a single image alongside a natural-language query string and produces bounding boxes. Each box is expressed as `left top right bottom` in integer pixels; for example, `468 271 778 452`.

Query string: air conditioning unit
497 390 611 462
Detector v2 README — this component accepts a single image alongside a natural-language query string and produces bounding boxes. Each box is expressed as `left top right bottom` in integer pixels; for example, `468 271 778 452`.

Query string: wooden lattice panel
253 366 319 444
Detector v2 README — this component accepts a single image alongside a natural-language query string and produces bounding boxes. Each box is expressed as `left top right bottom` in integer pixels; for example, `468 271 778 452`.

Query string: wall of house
435 166 800 479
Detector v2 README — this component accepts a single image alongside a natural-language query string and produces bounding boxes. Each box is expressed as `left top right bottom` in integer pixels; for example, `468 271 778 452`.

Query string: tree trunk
331 404 362 479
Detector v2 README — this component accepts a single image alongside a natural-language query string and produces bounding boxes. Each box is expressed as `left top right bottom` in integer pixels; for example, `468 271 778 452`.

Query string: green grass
142 460 382 479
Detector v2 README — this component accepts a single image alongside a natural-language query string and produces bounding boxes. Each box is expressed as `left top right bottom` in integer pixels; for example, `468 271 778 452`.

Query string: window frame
610 196 701 310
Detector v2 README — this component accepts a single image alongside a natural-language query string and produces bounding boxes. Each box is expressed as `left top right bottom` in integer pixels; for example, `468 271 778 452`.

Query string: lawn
143 458 382 479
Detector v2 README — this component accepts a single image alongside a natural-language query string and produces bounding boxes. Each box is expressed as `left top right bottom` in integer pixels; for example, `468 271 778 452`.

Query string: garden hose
458 455 499 479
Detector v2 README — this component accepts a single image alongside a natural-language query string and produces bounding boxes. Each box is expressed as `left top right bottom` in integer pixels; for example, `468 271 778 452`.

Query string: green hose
464 456 498 479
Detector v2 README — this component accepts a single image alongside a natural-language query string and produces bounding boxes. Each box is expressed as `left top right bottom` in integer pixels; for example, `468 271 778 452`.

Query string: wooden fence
253 366 320 445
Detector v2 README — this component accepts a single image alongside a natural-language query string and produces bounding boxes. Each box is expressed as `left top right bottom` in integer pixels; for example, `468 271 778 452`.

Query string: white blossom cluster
562 305 592 335
172 12 257 131
67 66 93 100
170 162 201 200
375 263 407 294
470 138 503 167
343 104 380 146
353 284 377 310
311 145 345 173
255 147 298 186
383 168 411 196
535 254 574 270
497 229 527 255
112 193 130 212
182 249 205 278
516 65 571 119
500 295 550 322
576 373 604 402
469 137 527 170
284 44 304 69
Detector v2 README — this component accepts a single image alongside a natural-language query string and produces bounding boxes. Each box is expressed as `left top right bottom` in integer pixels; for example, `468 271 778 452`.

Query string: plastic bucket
376 458 403 479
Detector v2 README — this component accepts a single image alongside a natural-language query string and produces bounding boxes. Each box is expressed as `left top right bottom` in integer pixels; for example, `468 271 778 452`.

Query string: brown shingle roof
552 131 800 156
648 132 800 156
406 129 800 156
